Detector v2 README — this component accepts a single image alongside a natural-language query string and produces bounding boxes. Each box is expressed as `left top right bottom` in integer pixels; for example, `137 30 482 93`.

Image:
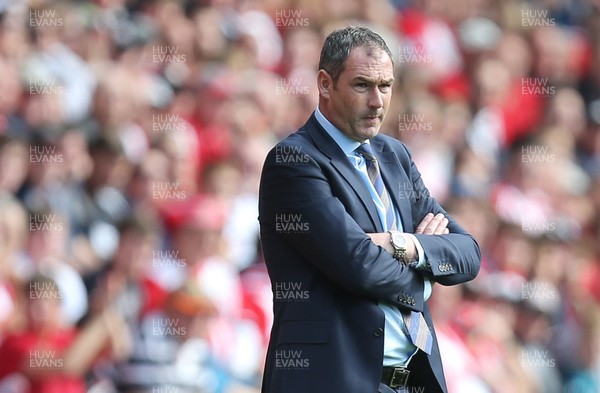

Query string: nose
368 87 384 109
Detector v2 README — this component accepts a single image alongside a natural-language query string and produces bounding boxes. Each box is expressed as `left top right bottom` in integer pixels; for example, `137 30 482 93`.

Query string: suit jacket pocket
276 319 331 345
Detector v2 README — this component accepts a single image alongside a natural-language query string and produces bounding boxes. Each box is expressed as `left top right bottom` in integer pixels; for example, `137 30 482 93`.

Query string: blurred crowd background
0 0 599 392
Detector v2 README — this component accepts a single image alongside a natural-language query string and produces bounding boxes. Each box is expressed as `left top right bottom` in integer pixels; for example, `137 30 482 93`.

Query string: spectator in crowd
0 274 129 393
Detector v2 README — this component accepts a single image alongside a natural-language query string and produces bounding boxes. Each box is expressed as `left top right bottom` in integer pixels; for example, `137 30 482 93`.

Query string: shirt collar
314 106 363 156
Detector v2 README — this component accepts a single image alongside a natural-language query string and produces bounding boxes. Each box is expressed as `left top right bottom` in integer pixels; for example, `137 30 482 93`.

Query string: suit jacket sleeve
396 142 481 286
259 139 426 312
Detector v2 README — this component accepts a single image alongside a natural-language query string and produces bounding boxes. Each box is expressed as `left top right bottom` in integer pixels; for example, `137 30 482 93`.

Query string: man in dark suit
258 26 481 393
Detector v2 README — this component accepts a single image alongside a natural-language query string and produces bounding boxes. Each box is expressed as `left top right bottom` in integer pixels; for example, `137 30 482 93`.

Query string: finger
422 214 446 235
432 217 449 235
415 213 434 234
425 215 444 235
443 228 450 234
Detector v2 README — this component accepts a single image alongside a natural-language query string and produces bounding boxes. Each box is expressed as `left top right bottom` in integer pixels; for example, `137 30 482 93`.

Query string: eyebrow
353 76 394 84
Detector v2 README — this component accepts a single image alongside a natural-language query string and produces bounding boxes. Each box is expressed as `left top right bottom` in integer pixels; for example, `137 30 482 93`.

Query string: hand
367 213 448 261
416 213 449 235
367 232 417 262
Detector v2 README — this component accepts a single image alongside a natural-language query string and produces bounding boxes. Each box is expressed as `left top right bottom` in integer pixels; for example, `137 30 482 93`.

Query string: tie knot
356 143 376 162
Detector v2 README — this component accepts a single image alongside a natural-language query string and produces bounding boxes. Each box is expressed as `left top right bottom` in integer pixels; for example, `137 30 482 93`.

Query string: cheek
339 93 362 116
383 94 392 108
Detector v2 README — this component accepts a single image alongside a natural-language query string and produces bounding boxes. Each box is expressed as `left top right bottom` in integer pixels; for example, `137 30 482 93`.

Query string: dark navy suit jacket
258 113 481 393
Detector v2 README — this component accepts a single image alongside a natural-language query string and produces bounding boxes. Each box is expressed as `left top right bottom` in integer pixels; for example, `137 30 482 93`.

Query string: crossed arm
259 139 480 309
368 213 449 261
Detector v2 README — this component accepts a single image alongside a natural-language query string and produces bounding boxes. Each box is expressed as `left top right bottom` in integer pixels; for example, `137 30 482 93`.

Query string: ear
317 69 333 100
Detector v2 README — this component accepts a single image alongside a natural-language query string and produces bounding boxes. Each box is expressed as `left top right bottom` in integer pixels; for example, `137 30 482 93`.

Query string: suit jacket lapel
371 138 414 232
304 114 384 233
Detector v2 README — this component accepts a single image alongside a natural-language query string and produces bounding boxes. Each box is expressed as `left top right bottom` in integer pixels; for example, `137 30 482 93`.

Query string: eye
379 83 392 92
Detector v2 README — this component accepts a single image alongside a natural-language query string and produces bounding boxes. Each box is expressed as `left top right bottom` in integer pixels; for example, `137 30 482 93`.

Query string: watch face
392 232 406 247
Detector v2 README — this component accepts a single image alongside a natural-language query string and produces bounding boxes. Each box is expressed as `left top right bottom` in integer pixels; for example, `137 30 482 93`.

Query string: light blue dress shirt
315 107 432 367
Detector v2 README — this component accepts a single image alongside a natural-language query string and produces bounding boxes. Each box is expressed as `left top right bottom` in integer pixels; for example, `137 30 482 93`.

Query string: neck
317 104 367 143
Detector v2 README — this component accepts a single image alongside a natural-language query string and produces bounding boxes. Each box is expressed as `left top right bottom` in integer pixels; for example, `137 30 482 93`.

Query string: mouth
363 115 380 124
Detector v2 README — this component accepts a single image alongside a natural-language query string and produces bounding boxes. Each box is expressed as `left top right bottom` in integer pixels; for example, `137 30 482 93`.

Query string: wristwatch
388 230 408 264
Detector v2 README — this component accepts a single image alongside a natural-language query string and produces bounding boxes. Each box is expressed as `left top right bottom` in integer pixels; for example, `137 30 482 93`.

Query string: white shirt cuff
407 234 432 301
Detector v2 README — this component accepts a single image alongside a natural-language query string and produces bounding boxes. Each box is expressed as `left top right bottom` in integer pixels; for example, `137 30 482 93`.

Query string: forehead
342 46 394 79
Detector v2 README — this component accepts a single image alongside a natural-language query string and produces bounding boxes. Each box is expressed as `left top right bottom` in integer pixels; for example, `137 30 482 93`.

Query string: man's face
319 46 394 142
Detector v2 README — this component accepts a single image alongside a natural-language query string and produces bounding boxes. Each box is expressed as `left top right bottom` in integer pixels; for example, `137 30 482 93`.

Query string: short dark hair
318 26 394 83
26 273 61 300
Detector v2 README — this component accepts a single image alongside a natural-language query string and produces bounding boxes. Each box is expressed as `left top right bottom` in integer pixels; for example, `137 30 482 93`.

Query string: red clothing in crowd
0 328 84 393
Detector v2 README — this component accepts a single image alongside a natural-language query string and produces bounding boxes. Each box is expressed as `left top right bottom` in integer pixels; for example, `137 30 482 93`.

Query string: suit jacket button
374 328 383 337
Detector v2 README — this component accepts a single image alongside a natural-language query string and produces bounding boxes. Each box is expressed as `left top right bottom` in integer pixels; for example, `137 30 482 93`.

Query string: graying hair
318 26 394 83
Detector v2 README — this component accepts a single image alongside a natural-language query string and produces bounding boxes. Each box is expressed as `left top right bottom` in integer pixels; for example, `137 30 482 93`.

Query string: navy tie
355 143 396 231
356 143 433 355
